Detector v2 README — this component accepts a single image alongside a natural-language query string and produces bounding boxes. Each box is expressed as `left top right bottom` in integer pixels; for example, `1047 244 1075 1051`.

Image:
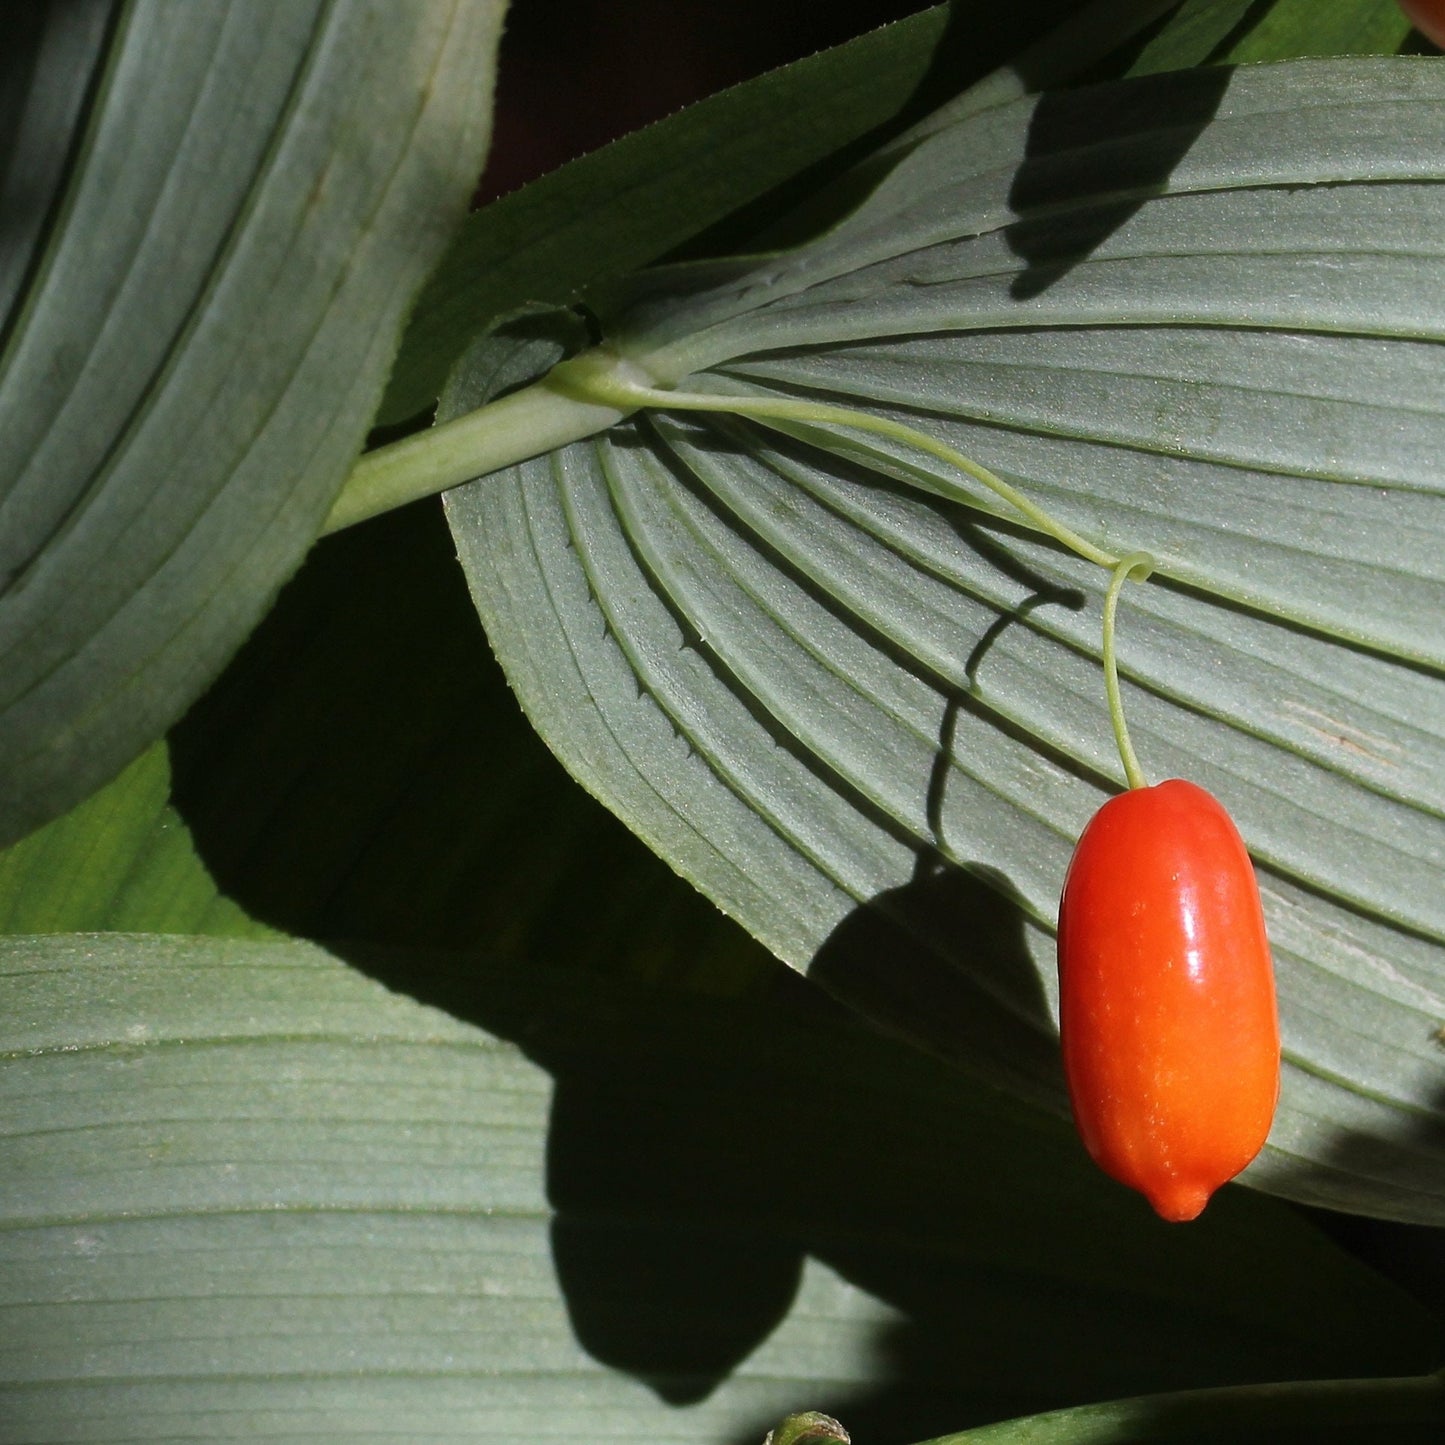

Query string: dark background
477 0 932 202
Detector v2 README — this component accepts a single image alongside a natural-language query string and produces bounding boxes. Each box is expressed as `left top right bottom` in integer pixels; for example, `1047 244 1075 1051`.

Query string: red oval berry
1399 0 1445 48
1057 780 1280 1222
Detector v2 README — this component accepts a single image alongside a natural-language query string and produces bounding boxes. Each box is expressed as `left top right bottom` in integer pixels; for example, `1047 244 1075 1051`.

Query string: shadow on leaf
168 502 1441 1442
1006 63 1233 298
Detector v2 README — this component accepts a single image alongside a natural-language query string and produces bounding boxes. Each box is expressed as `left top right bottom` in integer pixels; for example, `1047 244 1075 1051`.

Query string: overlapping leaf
2 934 1437 1441
0 0 505 846
444 58 1445 1221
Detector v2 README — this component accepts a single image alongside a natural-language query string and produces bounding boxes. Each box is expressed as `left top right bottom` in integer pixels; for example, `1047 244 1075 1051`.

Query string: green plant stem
321 379 627 534
909 1368 1445 1445
1102 551 1156 790
547 351 1123 569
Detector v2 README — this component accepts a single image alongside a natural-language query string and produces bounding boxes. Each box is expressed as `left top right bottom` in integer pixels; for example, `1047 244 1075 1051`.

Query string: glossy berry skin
1399 0 1445 48
1057 780 1279 1222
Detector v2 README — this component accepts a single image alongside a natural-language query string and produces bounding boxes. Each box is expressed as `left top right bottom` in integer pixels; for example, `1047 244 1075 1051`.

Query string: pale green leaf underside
0 0 504 847
445 58 1445 1221
1 935 1436 1441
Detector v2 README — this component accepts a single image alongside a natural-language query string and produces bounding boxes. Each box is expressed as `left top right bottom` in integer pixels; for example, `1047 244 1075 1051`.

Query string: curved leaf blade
444 58 1445 1220
0 0 505 847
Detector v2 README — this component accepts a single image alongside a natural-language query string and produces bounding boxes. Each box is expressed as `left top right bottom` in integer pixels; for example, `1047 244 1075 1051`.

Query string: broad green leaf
442 58 1445 1221
0 0 506 848
1 933 1437 1442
